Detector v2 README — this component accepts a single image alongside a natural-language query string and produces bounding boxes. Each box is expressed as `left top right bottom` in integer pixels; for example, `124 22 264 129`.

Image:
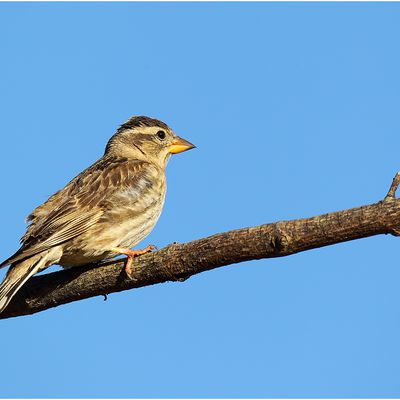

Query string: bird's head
105 116 195 168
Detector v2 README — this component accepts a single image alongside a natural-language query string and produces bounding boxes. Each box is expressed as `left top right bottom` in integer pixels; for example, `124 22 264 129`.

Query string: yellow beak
169 136 196 154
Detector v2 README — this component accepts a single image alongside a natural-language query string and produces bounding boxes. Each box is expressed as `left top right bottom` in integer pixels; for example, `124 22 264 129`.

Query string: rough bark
1 173 400 320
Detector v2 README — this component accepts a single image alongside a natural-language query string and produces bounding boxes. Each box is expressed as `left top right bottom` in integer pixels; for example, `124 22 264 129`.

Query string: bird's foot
111 245 156 278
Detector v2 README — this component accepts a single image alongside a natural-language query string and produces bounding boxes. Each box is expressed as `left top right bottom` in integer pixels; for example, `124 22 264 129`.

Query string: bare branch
2 172 400 320
385 171 400 200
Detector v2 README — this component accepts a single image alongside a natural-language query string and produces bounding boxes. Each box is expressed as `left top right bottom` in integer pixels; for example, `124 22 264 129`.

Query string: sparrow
0 115 195 313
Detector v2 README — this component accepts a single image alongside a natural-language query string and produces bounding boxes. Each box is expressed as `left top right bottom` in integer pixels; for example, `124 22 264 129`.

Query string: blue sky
1 2 400 397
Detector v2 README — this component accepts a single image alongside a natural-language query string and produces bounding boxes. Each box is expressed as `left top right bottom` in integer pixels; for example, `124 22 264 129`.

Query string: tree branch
2 173 400 320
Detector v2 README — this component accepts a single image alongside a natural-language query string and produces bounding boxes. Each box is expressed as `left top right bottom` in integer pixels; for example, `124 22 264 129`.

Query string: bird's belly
59 189 165 267
114 199 164 248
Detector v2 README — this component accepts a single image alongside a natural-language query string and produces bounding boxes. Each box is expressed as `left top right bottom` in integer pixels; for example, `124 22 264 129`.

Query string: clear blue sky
1 2 400 397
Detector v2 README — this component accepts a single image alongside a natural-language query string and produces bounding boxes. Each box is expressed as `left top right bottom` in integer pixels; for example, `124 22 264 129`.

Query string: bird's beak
169 136 196 154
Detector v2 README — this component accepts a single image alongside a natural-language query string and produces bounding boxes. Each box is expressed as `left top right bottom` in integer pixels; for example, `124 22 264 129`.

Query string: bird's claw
115 244 157 279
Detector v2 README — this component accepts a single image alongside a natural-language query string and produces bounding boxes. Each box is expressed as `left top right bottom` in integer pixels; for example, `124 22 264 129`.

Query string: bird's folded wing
1 157 156 267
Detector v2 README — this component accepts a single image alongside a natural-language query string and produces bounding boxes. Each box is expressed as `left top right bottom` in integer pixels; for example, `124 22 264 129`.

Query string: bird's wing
1 157 157 267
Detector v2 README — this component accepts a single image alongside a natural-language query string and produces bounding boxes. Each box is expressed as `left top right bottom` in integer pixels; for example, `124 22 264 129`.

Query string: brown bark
1 172 400 320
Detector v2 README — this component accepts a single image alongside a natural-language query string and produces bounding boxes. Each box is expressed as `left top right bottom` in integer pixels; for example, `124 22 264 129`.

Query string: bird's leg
111 245 156 277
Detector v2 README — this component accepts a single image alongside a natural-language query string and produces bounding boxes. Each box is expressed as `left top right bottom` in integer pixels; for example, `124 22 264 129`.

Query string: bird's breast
107 175 167 248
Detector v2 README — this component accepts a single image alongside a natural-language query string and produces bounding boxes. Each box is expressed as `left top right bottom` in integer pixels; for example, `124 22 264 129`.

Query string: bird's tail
0 252 49 314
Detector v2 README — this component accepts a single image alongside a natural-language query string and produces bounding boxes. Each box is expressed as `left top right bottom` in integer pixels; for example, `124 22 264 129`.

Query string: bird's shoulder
27 157 155 219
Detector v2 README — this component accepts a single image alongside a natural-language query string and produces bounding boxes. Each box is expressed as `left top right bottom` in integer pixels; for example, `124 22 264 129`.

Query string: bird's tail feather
0 253 46 314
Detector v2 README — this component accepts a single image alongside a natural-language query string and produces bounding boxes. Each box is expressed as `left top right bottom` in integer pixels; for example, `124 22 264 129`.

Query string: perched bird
0 116 195 313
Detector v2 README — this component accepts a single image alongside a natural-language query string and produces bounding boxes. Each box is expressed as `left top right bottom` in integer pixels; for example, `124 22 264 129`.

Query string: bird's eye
156 130 166 140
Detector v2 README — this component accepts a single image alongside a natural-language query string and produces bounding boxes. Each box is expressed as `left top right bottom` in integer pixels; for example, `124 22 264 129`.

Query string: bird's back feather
0 156 161 268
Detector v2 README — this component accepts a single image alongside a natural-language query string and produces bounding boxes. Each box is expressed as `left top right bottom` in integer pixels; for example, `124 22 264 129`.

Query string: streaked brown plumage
0 116 195 313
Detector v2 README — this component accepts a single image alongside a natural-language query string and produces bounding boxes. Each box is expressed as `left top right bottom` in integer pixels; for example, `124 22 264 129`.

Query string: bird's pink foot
111 245 156 277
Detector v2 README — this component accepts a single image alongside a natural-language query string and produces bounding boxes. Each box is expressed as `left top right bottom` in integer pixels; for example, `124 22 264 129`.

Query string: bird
0 115 195 313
